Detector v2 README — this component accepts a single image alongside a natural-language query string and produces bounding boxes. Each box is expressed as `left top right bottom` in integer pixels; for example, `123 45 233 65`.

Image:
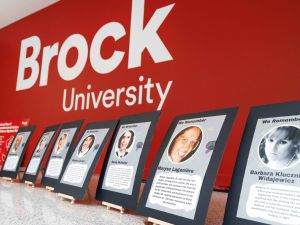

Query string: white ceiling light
0 0 59 29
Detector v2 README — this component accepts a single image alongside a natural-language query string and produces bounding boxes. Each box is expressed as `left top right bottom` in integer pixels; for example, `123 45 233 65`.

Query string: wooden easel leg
120 208 125 214
46 186 54 192
102 201 126 214
57 193 76 204
147 217 174 225
2 177 12 182
25 180 35 188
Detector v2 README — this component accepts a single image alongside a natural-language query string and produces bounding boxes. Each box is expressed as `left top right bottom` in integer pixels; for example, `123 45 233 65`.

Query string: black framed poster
55 120 118 199
23 124 60 184
96 111 160 210
224 101 300 225
0 126 36 179
138 108 238 225
41 120 83 188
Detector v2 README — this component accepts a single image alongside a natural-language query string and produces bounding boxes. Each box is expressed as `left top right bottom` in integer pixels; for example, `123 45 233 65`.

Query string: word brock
16 0 175 91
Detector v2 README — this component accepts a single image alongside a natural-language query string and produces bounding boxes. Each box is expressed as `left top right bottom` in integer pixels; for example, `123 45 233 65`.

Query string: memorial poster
237 115 300 225
223 101 300 225
102 122 151 195
145 115 225 219
26 131 56 175
22 124 60 184
41 120 83 188
96 112 160 209
2 131 31 172
55 120 117 199
0 119 30 167
0 126 36 179
44 127 77 179
138 108 238 225
61 128 109 187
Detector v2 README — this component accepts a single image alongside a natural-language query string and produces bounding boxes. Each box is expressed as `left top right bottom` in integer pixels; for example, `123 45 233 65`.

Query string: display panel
23 124 60 184
224 101 300 225
0 126 36 179
138 108 237 225
96 112 160 210
55 120 117 199
0 119 30 167
41 120 83 188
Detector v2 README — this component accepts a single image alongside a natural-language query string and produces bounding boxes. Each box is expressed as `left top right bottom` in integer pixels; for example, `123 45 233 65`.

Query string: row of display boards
1 101 299 225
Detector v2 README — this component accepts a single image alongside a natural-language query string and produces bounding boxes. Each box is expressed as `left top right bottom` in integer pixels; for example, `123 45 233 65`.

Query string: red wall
1 0 300 188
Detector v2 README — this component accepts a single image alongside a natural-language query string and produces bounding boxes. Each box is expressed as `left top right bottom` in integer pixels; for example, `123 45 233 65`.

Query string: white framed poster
138 108 237 225
96 112 160 210
224 101 300 225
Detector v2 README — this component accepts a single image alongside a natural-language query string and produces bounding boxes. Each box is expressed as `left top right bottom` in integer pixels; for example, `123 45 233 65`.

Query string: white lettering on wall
62 76 173 111
57 34 88 81
40 43 59 86
128 0 175 68
16 36 41 91
90 22 126 74
16 0 175 91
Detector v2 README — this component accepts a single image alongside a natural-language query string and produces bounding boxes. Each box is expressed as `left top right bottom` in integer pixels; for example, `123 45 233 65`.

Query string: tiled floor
0 176 228 225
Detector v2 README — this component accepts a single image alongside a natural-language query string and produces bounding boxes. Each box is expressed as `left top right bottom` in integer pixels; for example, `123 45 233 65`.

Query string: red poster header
0 119 30 167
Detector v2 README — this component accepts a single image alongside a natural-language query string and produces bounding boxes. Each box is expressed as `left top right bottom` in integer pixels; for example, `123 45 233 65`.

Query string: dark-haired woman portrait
77 134 95 158
116 130 134 158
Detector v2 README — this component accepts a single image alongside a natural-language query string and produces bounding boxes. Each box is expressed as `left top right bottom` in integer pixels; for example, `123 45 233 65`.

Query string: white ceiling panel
0 0 59 29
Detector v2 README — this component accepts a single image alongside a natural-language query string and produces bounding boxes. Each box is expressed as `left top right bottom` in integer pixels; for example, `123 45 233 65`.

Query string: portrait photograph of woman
36 136 48 153
55 132 68 155
115 129 135 159
259 125 300 169
77 134 95 158
11 135 23 153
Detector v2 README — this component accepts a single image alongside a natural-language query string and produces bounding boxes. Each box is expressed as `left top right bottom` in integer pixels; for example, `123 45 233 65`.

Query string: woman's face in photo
12 136 23 153
169 127 201 163
82 136 93 151
265 129 296 163
14 136 22 149
120 131 132 152
58 134 67 149
39 137 47 149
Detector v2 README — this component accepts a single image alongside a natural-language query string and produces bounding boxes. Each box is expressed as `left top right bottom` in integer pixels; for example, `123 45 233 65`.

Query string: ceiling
0 0 59 29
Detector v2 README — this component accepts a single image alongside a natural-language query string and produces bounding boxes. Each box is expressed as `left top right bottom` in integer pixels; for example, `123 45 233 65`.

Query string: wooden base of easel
56 187 92 204
2 177 13 182
147 217 174 225
25 180 35 188
45 186 54 191
102 201 126 214
57 193 75 204
1 173 21 182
